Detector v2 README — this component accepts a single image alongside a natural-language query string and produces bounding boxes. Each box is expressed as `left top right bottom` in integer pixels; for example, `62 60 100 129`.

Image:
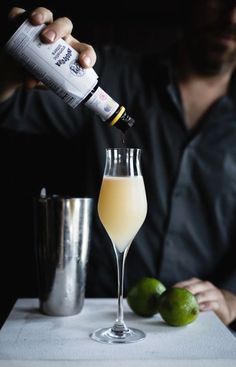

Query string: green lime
158 287 199 326
127 277 166 317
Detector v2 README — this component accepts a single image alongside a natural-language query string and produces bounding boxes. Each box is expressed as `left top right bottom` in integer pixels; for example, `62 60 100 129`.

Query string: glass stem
112 246 129 334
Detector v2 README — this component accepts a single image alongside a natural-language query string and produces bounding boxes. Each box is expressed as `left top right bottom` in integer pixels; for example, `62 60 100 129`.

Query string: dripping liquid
121 131 127 147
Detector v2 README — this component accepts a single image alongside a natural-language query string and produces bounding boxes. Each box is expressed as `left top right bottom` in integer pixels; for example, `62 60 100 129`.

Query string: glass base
90 326 146 344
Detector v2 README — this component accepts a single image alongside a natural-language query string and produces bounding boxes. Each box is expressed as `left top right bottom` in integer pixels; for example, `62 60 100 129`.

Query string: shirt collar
161 59 236 129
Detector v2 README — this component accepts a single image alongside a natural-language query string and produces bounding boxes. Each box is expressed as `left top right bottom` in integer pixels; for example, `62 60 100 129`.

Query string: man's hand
174 277 236 325
0 6 97 101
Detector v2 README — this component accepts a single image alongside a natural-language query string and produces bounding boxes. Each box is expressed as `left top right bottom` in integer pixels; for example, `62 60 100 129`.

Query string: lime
158 287 199 326
127 277 166 317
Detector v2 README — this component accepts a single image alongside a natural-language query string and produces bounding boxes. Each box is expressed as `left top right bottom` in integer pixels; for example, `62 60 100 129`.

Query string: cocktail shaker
34 195 93 316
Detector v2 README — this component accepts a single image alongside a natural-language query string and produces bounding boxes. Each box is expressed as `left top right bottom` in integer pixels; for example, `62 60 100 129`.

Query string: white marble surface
0 298 236 367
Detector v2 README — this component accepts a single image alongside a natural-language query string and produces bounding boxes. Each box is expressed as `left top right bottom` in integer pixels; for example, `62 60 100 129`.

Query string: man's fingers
174 278 233 325
8 7 26 20
173 277 201 288
8 7 53 24
185 281 215 295
199 301 220 312
196 289 223 304
9 7 96 69
174 278 215 295
40 17 73 43
64 36 97 68
29 7 53 25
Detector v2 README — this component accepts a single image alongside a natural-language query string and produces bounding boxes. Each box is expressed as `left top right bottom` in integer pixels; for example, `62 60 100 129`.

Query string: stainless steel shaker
34 195 93 316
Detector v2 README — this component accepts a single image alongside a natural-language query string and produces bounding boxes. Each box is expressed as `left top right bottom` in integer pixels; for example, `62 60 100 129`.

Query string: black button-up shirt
0 46 236 299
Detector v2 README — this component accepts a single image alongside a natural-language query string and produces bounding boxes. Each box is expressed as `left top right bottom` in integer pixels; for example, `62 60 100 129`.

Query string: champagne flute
90 148 147 344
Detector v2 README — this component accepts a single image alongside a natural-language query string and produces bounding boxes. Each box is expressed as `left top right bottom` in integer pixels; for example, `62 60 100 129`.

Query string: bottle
4 16 135 133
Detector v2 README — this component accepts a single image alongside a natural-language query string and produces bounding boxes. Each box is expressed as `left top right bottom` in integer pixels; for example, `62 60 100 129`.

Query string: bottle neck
84 84 119 122
84 85 135 132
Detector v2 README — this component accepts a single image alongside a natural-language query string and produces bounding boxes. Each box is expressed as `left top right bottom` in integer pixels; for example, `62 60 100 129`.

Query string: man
0 0 236 328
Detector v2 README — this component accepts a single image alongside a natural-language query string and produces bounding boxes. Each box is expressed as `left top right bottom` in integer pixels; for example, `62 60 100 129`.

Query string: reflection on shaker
34 194 93 316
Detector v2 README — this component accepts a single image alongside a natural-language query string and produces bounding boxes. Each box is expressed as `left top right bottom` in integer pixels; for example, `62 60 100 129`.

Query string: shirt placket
158 141 195 285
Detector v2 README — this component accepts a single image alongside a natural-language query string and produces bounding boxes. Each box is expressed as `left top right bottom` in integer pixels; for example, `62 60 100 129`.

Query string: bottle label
5 20 98 108
85 86 119 121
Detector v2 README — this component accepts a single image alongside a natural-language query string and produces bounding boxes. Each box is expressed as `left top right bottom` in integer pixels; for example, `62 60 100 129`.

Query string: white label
85 87 119 121
5 20 98 108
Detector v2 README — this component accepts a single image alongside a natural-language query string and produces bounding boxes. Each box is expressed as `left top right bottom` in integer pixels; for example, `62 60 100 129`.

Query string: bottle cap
112 109 135 133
